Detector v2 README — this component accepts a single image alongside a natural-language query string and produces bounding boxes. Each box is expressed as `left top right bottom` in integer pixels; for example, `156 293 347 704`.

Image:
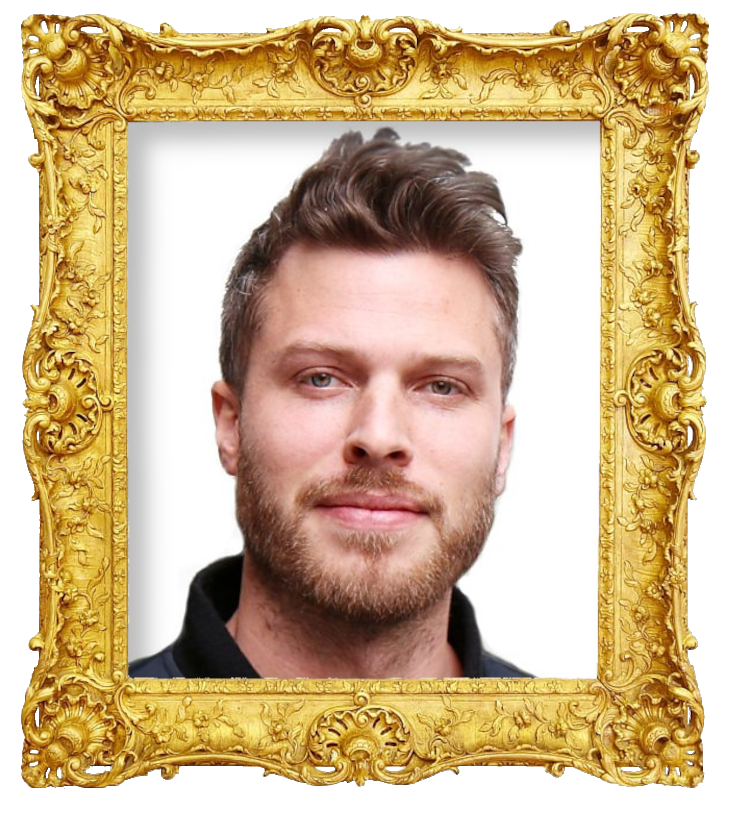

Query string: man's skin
212 244 515 679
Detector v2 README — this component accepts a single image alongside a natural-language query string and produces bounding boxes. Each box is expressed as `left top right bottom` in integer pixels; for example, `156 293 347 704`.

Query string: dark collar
170 555 526 679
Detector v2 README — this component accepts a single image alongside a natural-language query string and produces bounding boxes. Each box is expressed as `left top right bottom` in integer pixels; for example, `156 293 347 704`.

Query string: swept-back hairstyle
220 128 522 396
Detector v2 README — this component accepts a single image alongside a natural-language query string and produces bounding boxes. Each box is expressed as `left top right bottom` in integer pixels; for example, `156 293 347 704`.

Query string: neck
226 555 462 679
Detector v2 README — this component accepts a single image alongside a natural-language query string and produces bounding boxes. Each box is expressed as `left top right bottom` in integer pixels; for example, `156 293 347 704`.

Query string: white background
126 119 600 677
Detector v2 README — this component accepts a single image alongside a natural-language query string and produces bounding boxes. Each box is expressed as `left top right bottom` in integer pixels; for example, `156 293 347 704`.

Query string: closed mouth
316 492 426 513
313 492 429 531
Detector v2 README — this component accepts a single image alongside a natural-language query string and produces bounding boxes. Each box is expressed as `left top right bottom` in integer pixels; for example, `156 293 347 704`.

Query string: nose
343 382 413 467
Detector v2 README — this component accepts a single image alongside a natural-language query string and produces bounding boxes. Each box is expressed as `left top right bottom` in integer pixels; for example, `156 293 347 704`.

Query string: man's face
213 245 515 626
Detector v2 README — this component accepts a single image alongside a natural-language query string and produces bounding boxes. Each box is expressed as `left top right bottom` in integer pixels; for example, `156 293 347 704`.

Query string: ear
212 380 241 476
494 404 516 497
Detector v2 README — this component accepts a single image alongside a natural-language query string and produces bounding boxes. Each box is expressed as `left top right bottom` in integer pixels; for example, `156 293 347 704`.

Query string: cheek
421 416 500 495
423 411 500 463
242 399 345 479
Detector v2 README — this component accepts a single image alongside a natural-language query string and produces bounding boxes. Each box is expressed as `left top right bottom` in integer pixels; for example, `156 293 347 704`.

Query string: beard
235 447 498 628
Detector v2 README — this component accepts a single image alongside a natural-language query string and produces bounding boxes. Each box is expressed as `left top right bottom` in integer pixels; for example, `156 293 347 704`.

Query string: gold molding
20 13 707 787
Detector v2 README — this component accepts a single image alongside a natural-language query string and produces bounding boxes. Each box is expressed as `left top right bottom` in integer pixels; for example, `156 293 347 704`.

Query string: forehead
251 245 504 375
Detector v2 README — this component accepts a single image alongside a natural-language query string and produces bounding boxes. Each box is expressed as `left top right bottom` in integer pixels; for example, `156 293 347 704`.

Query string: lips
317 492 426 512
314 492 428 531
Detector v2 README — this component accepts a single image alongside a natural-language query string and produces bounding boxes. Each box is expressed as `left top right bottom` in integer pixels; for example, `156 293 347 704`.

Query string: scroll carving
311 17 419 103
307 692 415 784
26 351 107 455
619 348 705 454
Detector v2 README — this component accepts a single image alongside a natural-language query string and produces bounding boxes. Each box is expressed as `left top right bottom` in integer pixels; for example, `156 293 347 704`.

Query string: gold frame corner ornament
21 13 707 787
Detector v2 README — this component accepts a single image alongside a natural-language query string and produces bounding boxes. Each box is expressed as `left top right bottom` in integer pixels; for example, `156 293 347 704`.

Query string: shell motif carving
617 348 705 454
25 351 108 454
22 680 122 787
310 16 418 102
22 16 127 113
307 692 415 784
613 15 708 109
605 684 703 786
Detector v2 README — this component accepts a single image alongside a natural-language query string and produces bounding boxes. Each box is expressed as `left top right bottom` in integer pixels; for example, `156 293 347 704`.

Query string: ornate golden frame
21 13 708 787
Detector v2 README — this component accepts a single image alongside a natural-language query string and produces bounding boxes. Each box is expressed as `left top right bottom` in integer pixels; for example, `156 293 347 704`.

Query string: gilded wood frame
20 13 707 787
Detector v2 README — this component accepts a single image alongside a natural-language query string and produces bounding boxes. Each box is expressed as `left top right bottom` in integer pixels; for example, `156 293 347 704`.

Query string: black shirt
129 555 529 679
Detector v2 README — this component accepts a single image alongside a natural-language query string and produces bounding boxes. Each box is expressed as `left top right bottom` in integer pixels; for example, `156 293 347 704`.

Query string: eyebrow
272 341 360 365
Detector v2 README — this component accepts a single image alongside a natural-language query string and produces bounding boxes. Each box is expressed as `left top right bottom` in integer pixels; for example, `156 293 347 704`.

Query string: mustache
295 466 444 520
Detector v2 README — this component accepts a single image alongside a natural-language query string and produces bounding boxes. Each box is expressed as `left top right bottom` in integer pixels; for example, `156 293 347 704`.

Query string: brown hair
220 128 522 396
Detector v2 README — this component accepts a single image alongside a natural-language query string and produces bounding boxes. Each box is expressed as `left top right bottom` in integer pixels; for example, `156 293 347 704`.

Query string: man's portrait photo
127 121 600 680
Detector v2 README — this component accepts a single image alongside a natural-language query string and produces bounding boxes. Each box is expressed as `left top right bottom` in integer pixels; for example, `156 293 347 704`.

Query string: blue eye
309 373 334 388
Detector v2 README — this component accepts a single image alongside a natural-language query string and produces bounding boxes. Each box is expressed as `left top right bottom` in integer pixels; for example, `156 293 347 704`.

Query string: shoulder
129 644 183 679
479 650 532 679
